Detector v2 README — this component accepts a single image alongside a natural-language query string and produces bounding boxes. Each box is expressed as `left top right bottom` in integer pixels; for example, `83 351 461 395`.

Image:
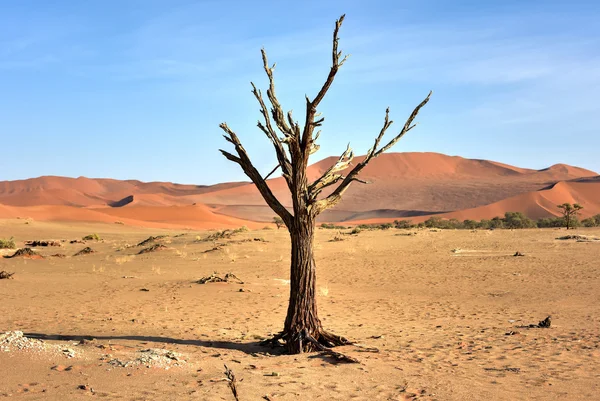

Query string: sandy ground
1 219 599 400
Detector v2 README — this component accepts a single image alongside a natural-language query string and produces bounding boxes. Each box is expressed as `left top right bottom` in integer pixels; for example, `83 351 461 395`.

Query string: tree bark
283 216 321 353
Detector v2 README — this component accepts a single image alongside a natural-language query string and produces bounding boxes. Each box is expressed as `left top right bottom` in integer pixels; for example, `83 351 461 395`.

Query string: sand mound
73 247 95 256
136 235 168 247
137 244 167 254
3 248 44 259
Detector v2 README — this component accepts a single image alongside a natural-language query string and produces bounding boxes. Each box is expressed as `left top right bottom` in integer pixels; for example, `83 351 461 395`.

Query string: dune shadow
23 332 285 356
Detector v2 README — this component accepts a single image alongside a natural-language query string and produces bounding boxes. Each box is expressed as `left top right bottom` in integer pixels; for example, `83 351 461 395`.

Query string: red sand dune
0 204 260 230
1 152 597 228
0 176 245 208
441 180 600 221
196 152 597 222
351 179 600 225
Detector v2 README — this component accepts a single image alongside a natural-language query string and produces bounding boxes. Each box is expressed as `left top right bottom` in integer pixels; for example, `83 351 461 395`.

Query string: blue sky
1 0 599 184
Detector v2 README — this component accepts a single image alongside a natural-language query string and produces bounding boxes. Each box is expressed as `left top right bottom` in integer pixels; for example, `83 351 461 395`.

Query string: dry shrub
0 238 16 249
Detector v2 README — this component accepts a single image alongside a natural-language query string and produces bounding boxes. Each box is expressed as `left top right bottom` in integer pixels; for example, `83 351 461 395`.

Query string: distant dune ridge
1 152 598 228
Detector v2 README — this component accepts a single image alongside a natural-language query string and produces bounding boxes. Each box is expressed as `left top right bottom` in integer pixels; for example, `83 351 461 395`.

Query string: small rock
62 348 76 358
77 384 93 392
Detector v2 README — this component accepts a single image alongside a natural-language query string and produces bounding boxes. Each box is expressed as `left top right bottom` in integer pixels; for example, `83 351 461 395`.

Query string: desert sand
1 219 599 400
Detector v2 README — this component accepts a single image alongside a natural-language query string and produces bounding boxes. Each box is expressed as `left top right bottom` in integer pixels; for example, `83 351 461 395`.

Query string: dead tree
219 15 431 354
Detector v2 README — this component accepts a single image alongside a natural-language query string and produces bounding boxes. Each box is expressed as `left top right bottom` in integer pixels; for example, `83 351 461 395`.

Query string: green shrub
582 214 600 227
503 212 536 229
356 223 393 230
393 220 413 229
463 220 478 229
537 217 565 228
321 223 346 230
423 217 442 228
489 217 504 229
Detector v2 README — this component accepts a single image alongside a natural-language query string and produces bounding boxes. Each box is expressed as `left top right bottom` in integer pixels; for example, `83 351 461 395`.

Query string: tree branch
219 123 293 225
300 14 348 152
308 144 354 199
263 163 281 180
260 49 301 158
251 83 293 185
313 91 432 214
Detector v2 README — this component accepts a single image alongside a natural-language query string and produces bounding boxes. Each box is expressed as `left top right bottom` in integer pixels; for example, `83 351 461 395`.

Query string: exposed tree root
259 331 285 347
301 329 359 363
260 328 358 363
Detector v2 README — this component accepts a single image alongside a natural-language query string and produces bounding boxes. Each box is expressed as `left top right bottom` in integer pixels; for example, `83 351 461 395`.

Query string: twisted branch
219 123 293 225
312 91 432 214
308 144 354 199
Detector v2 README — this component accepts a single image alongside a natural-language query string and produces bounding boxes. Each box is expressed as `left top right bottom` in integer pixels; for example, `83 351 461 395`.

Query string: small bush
0 237 16 249
356 223 393 230
462 220 478 230
393 220 413 229
489 217 505 229
582 214 600 227
82 233 102 241
200 226 248 242
321 223 346 230
503 212 536 229
537 217 565 228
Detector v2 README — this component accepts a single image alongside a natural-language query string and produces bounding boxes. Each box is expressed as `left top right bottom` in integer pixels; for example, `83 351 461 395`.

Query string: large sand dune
0 152 597 227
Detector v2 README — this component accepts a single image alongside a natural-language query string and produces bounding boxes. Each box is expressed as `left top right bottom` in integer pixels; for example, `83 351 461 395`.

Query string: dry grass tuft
0 237 16 249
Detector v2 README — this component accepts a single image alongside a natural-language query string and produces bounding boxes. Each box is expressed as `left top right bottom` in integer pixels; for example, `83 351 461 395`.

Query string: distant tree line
319 204 600 231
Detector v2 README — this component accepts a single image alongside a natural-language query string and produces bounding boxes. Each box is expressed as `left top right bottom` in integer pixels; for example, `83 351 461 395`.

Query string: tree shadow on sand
23 333 285 356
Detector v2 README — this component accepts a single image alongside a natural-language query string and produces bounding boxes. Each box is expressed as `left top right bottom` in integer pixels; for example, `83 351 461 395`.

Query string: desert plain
1 219 599 400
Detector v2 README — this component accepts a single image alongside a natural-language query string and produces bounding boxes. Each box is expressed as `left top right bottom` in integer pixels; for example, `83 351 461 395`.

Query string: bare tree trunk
284 216 321 353
278 214 350 353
